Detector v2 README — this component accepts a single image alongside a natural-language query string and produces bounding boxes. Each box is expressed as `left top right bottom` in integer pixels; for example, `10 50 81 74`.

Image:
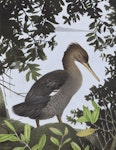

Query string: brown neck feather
62 51 82 79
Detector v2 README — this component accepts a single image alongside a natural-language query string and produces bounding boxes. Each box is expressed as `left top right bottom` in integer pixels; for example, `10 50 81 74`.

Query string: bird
13 43 100 127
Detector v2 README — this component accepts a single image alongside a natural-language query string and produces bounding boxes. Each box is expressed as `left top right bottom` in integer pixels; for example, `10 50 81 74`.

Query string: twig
4 72 13 79
0 83 26 97
0 79 14 86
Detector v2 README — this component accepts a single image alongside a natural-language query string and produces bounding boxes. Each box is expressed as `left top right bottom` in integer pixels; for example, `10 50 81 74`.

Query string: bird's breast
45 74 82 116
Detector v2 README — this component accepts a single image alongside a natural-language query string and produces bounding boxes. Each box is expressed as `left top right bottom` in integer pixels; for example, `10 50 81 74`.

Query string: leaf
8 135 18 142
49 127 63 136
32 135 46 150
0 45 8 54
103 26 106 32
71 142 81 150
37 47 47 60
4 120 16 132
26 44 33 48
43 21 55 34
87 36 95 42
84 145 90 150
24 124 31 143
83 106 92 122
86 32 94 37
50 137 60 147
13 147 24 150
26 71 31 81
25 15 28 22
92 107 100 123
98 37 104 43
59 0 65 5
92 100 98 108
64 127 69 135
0 134 18 142
31 15 40 22
89 41 96 46
77 116 89 123
32 71 39 81
76 128 97 137
37 134 46 150
32 144 39 150
20 133 25 142
63 138 71 145
89 22 95 29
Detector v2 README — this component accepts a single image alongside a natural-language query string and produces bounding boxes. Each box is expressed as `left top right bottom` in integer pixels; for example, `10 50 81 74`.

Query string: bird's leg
36 119 40 127
57 116 62 123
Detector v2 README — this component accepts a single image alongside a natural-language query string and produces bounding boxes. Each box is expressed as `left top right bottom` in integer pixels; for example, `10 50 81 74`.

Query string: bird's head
65 43 100 81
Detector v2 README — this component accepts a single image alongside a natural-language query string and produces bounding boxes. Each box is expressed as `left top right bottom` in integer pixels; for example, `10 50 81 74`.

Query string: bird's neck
62 55 82 79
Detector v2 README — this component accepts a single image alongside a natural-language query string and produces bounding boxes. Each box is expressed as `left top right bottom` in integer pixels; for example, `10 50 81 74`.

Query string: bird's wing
13 70 69 119
13 99 48 119
25 70 69 103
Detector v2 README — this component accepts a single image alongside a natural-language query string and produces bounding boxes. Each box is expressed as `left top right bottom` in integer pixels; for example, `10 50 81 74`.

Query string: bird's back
13 70 69 119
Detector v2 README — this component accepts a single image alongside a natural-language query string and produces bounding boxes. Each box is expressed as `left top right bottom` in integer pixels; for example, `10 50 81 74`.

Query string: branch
0 83 25 98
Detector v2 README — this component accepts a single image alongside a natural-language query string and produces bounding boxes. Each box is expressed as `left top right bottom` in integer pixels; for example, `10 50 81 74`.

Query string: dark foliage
0 0 64 80
67 50 116 149
0 0 116 80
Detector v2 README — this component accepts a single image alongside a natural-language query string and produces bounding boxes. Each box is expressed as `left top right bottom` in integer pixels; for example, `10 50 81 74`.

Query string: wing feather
25 70 69 102
13 70 69 119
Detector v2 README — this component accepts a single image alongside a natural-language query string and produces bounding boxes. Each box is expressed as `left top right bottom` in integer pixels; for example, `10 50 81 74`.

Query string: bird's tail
12 102 47 119
13 102 31 117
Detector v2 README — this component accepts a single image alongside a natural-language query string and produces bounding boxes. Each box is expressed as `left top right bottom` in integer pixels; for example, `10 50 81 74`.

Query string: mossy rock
0 119 97 150
29 123 90 150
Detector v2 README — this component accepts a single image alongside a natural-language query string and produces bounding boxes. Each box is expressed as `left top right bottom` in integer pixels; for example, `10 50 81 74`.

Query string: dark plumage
13 43 99 126
13 70 68 119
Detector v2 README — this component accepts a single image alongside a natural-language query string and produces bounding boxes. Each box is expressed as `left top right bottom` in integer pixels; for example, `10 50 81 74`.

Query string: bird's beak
82 62 100 82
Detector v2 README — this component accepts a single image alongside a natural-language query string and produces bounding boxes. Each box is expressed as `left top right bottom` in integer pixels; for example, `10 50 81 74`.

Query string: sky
1 2 114 129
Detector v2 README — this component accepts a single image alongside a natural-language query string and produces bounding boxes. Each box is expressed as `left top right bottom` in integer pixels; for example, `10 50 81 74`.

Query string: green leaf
32 135 46 150
0 134 18 142
71 142 81 150
50 127 63 136
37 47 47 60
24 124 31 143
20 133 25 142
92 100 98 108
26 71 31 81
83 106 92 122
77 116 89 123
13 147 24 150
32 144 40 150
50 137 60 147
32 71 39 81
84 145 90 150
27 63 38 69
9 135 18 142
32 144 39 150
64 127 69 135
76 128 97 137
4 120 16 132
63 138 71 145
92 107 100 123
37 134 46 150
